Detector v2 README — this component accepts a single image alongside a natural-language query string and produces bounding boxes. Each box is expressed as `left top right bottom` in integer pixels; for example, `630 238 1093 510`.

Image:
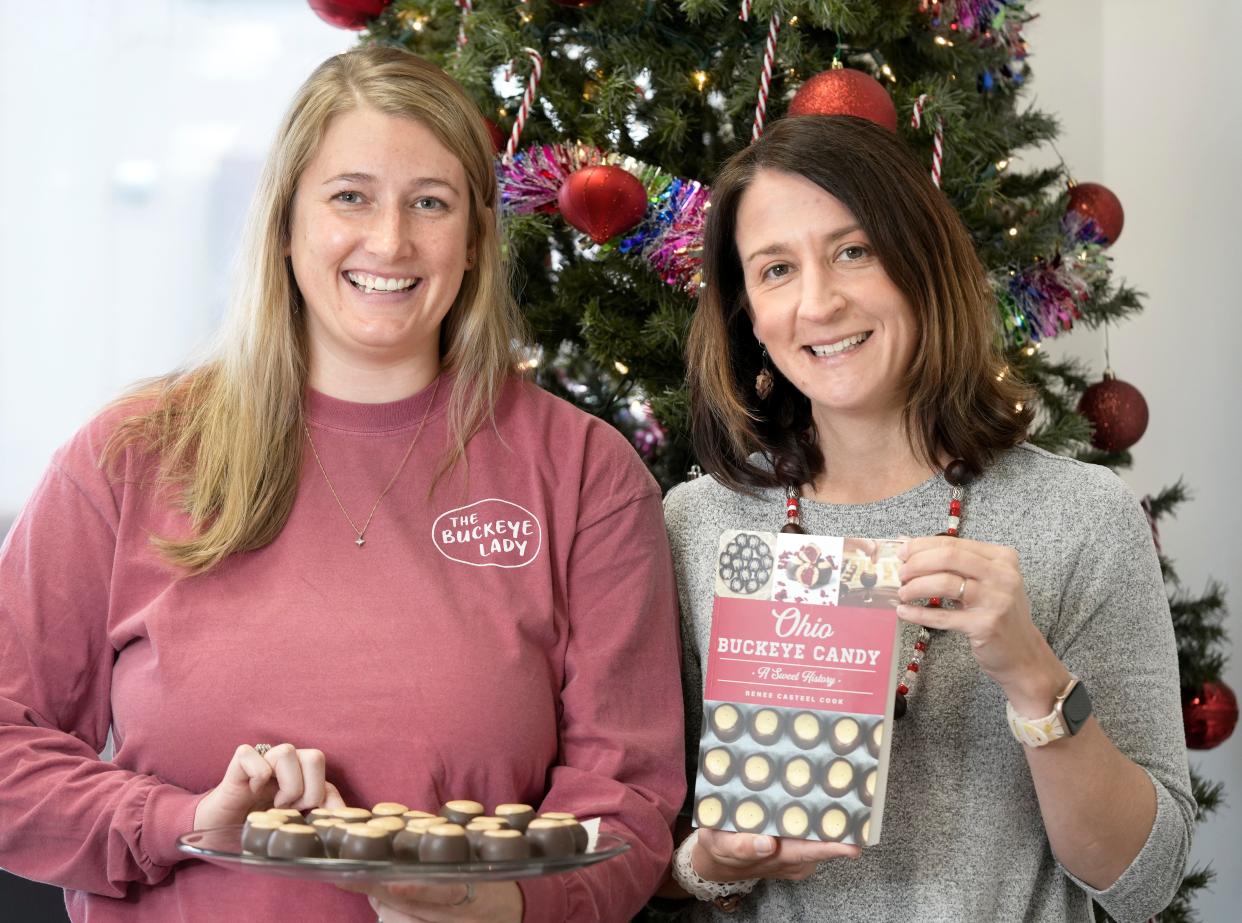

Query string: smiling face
735 168 917 427
288 106 474 389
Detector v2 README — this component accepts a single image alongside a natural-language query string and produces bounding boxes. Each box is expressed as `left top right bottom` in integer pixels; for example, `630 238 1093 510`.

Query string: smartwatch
1006 676 1093 747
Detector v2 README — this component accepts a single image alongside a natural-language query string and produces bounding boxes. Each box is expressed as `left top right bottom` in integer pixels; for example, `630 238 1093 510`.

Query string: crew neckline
791 468 945 515
304 375 451 434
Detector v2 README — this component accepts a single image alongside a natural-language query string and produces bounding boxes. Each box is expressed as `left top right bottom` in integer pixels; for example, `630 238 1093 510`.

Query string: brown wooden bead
943 459 975 487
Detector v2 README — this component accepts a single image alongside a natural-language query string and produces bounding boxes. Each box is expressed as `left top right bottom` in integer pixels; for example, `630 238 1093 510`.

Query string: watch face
1062 681 1093 734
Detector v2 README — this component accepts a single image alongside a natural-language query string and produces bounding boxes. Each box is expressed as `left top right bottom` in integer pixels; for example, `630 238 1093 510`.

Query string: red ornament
483 118 505 155
788 67 898 133
556 166 648 244
307 0 389 30
1183 681 1238 750
1067 181 1125 245
1077 370 1149 452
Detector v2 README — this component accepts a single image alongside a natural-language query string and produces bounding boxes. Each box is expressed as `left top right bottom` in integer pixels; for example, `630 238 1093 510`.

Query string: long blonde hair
107 46 525 574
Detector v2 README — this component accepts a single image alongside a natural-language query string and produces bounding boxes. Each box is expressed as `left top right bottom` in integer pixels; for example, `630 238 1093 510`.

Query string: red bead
907 662 920 673
945 527 958 537
897 683 909 696
949 499 962 516
914 641 927 651
928 596 942 608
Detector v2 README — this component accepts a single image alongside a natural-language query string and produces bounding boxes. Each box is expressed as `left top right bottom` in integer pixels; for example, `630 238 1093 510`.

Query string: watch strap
1006 676 1083 748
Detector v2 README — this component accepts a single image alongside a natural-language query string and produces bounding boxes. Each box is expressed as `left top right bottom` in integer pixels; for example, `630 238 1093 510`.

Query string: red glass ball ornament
483 118 505 155
557 166 648 244
1183 681 1238 750
308 0 389 30
1067 182 1125 245
1077 371 1149 452
788 68 898 133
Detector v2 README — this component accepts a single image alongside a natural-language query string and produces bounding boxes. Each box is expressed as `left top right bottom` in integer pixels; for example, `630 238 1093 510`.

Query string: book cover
692 529 904 846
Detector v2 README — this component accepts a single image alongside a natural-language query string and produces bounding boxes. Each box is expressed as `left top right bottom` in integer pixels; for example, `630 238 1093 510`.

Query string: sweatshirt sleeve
1049 469 1194 922
0 446 202 897
518 486 686 922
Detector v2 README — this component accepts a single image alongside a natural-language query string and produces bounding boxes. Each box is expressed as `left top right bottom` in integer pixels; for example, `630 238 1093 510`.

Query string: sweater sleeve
1048 470 1194 922
663 482 706 817
0 449 202 898
518 489 686 923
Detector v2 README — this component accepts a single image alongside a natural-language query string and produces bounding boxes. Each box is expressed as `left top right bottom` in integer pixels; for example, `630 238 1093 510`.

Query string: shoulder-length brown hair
688 115 1033 493
106 45 526 574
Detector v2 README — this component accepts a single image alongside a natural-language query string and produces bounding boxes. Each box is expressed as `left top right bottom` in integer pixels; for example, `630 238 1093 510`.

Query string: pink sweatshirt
0 377 685 922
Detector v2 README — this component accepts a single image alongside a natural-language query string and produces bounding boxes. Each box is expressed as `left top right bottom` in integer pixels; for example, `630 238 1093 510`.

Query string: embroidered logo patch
432 498 542 568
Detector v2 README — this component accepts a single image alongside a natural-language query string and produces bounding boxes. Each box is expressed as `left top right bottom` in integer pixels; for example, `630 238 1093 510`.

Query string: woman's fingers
898 573 979 607
290 748 327 810
322 781 347 810
218 743 275 794
264 743 305 808
697 828 858 880
384 882 472 906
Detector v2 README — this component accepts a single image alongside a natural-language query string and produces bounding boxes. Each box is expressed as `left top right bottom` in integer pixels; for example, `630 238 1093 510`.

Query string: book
691 529 904 846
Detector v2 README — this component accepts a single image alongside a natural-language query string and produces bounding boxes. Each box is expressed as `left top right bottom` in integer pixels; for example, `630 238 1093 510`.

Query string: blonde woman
0 47 683 922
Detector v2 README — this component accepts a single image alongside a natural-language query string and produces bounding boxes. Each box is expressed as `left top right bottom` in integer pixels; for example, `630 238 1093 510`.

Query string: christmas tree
310 0 1233 916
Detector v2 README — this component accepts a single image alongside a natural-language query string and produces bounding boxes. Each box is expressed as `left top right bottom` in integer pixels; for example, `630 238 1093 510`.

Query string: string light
518 9 532 24
996 366 1009 382
996 159 1009 170
934 35 955 47
614 361 630 375
880 63 896 82
691 70 710 91
1008 227 1018 237
1014 401 1025 412
788 15 798 25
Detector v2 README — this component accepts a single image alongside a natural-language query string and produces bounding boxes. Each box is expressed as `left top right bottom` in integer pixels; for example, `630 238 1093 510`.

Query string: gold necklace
303 376 441 548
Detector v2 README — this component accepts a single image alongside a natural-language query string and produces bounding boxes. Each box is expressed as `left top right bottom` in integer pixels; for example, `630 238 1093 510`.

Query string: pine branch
1147 480 1190 521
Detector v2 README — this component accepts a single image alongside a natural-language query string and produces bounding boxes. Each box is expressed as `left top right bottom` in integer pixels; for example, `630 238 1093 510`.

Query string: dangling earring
755 346 775 400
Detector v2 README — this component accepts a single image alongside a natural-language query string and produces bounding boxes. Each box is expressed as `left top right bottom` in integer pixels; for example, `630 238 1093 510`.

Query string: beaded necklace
780 459 975 719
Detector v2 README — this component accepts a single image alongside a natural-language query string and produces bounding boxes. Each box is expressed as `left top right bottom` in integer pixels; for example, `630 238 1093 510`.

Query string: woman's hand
896 536 1070 713
193 742 345 829
693 828 860 883
346 882 522 923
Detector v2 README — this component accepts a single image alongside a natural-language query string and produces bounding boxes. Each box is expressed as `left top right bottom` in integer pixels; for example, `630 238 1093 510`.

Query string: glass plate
177 826 630 883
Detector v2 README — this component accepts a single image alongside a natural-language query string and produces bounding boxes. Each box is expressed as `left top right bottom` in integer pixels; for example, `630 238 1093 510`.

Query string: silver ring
254 743 272 757
452 882 476 906
957 577 968 604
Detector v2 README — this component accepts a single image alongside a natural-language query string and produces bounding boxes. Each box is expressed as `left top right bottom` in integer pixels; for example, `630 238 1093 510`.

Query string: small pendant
355 535 366 547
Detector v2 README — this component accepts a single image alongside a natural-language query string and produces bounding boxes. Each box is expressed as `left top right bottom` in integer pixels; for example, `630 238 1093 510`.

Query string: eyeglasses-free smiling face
735 168 918 427
287 106 474 383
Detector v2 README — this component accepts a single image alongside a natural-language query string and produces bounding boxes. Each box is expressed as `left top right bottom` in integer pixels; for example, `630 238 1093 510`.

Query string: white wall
1029 2 1242 918
0 0 353 509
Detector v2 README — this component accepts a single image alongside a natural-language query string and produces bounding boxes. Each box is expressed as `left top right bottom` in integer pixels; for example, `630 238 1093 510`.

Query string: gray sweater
664 444 1193 923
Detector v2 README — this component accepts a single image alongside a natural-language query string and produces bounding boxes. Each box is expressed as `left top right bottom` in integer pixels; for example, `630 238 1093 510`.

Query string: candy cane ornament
911 93 945 188
455 0 472 47
750 12 781 142
506 48 544 160
739 0 752 21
